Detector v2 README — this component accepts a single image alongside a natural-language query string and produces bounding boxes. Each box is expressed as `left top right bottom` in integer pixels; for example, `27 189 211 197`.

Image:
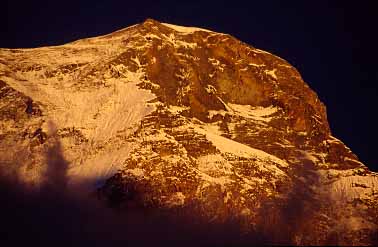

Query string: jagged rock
0 19 377 245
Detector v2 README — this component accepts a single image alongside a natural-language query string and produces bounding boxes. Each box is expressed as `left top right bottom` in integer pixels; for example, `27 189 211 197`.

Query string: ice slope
0 40 156 188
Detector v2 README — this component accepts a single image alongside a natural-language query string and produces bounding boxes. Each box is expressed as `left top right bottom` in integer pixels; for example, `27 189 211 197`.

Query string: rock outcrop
1 19 377 245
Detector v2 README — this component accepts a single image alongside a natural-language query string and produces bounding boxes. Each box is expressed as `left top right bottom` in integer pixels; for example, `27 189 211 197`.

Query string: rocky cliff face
1 19 377 245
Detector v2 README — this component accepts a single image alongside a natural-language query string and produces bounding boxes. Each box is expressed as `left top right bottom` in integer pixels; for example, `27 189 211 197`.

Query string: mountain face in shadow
0 19 377 246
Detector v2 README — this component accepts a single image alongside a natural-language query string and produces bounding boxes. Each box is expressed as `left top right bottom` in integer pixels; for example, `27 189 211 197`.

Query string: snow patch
144 33 161 40
193 124 288 170
319 170 378 202
344 156 364 166
208 58 226 72
5 66 156 187
161 33 197 49
228 103 278 122
253 49 273 55
249 63 265 67
265 69 278 79
131 56 142 67
208 110 228 119
168 105 190 113
162 23 213 34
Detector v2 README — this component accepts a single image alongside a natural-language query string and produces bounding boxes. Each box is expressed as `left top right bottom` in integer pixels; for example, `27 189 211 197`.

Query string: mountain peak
1 21 377 245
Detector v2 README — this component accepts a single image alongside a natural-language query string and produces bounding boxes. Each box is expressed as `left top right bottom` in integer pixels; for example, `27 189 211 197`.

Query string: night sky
2 0 377 171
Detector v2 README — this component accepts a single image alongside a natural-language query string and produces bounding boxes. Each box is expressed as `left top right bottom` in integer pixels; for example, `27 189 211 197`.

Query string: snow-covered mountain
1 19 377 245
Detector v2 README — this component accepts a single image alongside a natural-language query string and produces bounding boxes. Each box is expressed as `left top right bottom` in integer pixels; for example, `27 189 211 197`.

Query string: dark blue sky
2 0 377 171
